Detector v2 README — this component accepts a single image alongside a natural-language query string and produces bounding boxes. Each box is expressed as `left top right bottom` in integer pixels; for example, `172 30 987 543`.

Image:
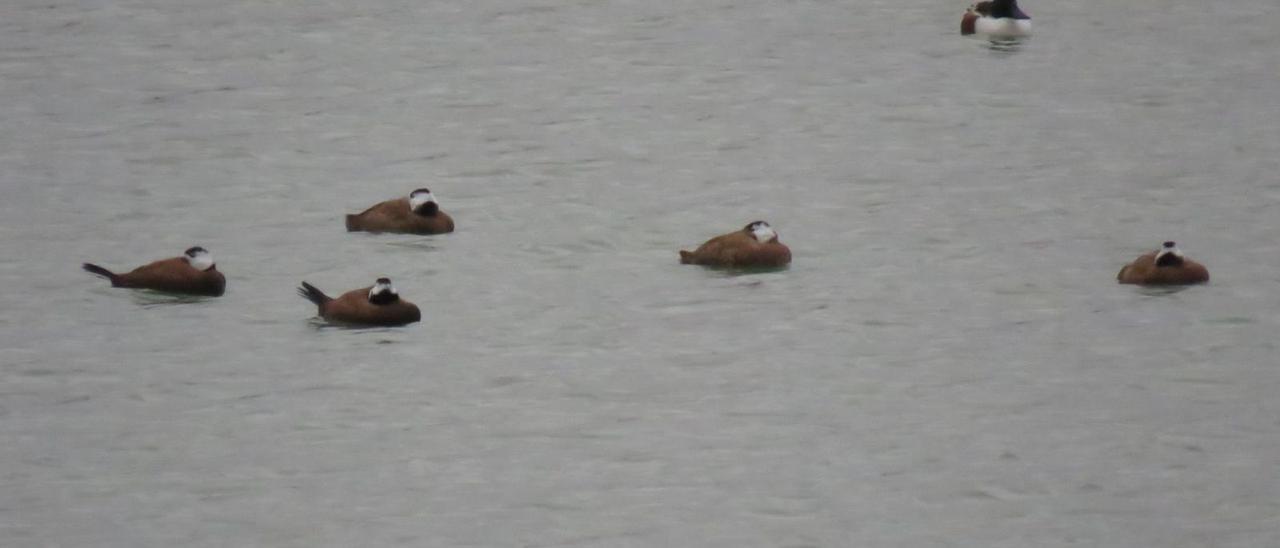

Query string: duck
297 277 421 326
1117 241 1210 286
345 188 455 234
82 246 226 296
679 221 792 268
962 0 1031 38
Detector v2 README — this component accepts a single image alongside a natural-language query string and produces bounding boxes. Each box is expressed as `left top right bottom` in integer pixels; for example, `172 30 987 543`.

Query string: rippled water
3 1 1279 546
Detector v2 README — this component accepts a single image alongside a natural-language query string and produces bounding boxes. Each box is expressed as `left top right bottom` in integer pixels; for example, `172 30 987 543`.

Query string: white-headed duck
297 277 421 326
1117 241 1210 285
83 246 225 296
345 188 455 234
680 221 792 268
962 0 1031 38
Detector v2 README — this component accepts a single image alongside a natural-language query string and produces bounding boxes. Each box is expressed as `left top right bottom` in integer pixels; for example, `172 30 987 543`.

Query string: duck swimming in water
345 188 455 234
1117 241 1210 286
297 277 422 326
83 246 226 296
962 0 1032 38
679 221 792 268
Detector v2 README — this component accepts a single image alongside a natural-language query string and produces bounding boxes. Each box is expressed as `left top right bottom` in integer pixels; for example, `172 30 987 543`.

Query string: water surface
2 1 1279 546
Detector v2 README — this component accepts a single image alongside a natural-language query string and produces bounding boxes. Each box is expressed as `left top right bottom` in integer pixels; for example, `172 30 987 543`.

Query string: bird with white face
1117 241 1210 286
297 277 422 326
679 220 792 268
345 188 455 234
82 246 226 296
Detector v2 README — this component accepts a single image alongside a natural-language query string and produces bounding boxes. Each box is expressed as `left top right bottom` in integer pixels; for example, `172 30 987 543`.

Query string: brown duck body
960 2 990 35
298 283 421 326
83 257 226 296
345 197 455 234
680 230 792 268
1117 251 1209 285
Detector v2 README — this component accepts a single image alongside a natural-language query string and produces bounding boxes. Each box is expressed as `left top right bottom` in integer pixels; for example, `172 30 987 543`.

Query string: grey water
2 1 1279 546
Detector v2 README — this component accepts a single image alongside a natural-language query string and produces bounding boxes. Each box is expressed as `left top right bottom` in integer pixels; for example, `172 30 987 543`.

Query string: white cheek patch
1155 247 1184 263
187 252 214 271
369 282 397 299
409 192 437 210
752 225 777 243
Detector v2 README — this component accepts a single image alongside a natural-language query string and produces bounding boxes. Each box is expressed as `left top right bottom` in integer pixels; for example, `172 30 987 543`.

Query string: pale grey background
2 1 1278 546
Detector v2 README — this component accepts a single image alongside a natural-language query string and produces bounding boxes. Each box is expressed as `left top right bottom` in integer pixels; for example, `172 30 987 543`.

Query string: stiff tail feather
297 281 332 307
679 250 694 264
344 214 358 232
82 263 121 286
961 11 978 35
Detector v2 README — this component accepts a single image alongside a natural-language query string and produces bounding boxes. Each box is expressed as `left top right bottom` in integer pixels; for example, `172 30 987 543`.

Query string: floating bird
297 277 422 326
962 0 1031 38
679 221 792 268
83 246 226 296
1117 241 1209 285
345 188 455 234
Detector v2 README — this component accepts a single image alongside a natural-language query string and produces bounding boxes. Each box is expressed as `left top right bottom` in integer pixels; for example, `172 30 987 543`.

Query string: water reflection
985 37 1028 53
305 316 414 333
1133 285 1199 297
381 239 444 251
130 290 219 307
695 264 791 278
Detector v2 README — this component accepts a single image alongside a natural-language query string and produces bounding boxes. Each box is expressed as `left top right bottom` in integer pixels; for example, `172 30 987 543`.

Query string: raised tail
344 214 358 232
961 10 979 35
679 250 695 264
297 281 332 308
82 263 122 286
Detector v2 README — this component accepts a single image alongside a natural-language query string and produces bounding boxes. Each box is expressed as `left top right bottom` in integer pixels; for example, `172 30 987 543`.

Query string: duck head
409 188 439 216
368 277 401 305
744 221 779 243
991 0 1029 20
183 246 215 271
1154 241 1185 267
